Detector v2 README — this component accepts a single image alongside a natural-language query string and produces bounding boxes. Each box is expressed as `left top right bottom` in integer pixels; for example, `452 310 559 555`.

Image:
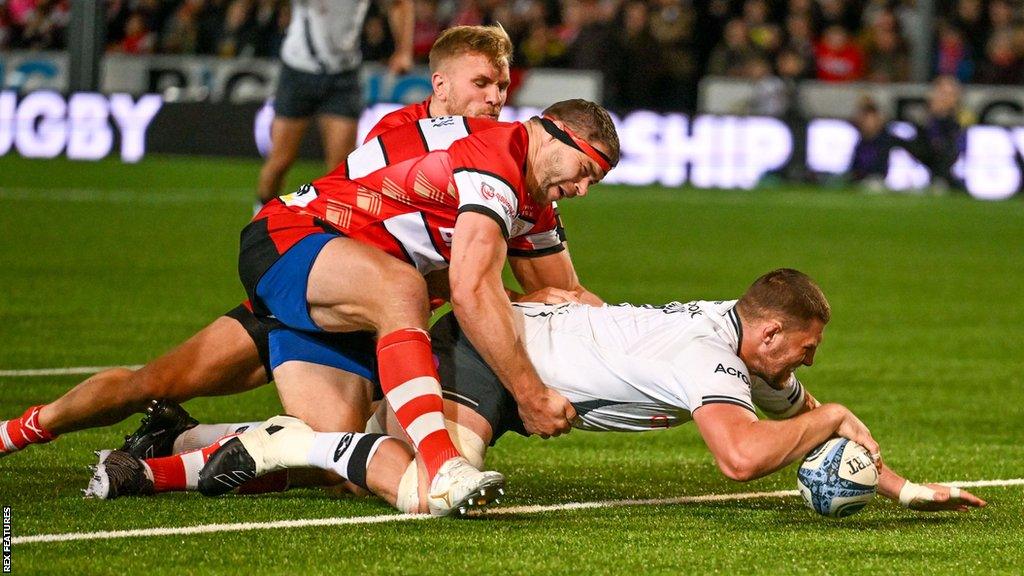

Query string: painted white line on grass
0 365 142 378
0 188 251 204
13 478 1023 546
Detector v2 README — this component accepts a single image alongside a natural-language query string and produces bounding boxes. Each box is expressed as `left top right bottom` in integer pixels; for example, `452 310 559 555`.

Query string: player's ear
763 320 783 344
431 71 447 100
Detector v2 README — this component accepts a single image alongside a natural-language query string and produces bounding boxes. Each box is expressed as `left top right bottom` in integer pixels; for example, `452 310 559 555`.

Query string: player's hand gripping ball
797 438 878 518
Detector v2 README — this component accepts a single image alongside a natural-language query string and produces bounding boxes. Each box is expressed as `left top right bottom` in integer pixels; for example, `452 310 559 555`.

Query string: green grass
1 155 1023 575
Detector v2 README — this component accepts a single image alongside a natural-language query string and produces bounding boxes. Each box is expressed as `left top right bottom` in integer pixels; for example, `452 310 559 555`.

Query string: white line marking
0 188 251 204
0 365 142 378
13 478 1022 545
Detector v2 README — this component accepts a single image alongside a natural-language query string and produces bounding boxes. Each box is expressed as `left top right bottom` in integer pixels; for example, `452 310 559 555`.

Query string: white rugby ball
797 437 878 518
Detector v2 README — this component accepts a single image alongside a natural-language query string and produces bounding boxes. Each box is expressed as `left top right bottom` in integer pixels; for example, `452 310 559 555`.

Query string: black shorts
223 303 273 383
274 63 363 119
430 314 528 444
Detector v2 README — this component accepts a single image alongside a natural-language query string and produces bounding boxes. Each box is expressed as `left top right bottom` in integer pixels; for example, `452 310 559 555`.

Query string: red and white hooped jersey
253 116 565 274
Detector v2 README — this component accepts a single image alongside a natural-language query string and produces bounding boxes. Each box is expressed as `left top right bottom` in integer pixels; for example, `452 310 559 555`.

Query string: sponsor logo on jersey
480 182 515 218
714 363 751 385
280 183 319 208
429 116 456 128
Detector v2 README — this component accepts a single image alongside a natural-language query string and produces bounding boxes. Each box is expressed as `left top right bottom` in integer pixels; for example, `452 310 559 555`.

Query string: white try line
0 365 143 378
0 187 252 204
13 478 1023 546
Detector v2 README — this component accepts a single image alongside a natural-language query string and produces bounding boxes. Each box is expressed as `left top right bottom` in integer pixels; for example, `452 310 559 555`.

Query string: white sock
172 422 262 453
306 432 389 491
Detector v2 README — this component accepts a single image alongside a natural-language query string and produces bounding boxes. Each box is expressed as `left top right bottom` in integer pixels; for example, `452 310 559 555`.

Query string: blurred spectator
976 30 1024 84
953 0 987 57
814 25 865 82
708 19 757 77
361 11 396 62
744 54 791 117
412 0 443 62
18 0 69 50
160 0 202 54
648 0 698 109
562 0 616 71
849 96 902 190
784 10 817 69
215 0 259 57
0 9 11 49
934 22 974 81
987 0 1016 36
251 0 285 57
910 75 973 191
861 8 910 82
110 12 155 54
819 0 858 32
743 0 780 54
197 0 229 54
608 0 665 109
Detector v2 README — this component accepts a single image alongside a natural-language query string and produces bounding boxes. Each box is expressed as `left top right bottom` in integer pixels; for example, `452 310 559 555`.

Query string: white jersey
515 300 807 432
281 0 371 74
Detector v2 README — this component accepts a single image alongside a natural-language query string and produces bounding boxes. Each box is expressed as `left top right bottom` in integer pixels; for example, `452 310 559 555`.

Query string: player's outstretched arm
692 402 879 482
769 386 986 511
449 212 576 438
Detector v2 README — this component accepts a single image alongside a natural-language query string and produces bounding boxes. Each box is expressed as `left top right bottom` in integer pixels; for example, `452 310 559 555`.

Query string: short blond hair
736 268 831 326
429 25 514 72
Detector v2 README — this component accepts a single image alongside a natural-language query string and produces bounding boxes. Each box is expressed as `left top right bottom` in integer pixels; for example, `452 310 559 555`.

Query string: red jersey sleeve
364 98 432 142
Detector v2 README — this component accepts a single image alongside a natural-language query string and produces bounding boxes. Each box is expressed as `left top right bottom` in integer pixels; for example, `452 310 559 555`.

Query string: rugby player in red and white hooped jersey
221 98 619 514
0 25 589 464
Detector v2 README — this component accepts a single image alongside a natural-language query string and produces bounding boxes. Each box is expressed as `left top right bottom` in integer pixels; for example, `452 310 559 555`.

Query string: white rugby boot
427 456 506 517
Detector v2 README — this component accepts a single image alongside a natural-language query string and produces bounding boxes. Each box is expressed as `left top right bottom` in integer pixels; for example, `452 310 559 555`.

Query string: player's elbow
449 281 485 314
714 448 766 483
716 458 757 482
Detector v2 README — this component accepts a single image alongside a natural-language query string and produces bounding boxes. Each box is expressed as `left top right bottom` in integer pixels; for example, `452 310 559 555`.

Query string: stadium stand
2 0 1020 111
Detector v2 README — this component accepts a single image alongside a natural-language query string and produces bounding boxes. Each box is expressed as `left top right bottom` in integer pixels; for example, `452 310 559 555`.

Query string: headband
539 116 613 173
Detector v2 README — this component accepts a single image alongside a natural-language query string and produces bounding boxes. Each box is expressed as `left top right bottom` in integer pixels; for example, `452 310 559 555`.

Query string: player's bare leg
316 114 357 172
257 116 310 204
2 316 266 457
301 237 504 514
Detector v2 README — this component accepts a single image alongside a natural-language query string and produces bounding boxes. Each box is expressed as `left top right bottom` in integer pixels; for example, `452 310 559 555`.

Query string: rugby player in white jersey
91 269 985 514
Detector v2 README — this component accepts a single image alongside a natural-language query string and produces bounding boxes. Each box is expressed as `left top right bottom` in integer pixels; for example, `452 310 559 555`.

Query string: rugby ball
797 437 878 518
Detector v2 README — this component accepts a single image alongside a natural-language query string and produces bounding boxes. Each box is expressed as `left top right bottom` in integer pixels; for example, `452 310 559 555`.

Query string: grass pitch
1 155 1023 575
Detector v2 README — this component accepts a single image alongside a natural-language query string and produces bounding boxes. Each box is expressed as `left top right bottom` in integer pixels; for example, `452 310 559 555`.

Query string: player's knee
375 266 429 328
445 419 486 469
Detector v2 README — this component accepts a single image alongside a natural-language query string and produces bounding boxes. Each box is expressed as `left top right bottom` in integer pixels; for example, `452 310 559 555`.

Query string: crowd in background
1 0 1022 111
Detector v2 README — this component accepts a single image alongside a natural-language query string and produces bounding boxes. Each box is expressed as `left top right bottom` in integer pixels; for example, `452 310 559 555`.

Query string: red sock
1 405 56 453
377 328 460 479
147 435 236 492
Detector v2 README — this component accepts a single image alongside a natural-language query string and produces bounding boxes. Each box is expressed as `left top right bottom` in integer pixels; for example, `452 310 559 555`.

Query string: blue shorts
254 233 335 332
268 327 377 382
